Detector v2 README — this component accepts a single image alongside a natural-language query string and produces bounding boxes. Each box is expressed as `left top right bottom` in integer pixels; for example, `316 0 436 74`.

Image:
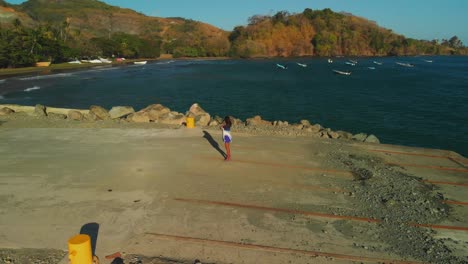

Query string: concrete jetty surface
0 125 467 263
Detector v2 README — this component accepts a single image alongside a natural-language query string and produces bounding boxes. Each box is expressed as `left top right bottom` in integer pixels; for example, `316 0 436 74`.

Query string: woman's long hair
224 116 232 128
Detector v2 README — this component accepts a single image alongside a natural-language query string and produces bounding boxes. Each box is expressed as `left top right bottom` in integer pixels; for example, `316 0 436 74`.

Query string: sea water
1 56 467 156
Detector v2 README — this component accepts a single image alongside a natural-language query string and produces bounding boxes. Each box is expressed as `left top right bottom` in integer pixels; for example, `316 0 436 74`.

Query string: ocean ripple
19 73 73 81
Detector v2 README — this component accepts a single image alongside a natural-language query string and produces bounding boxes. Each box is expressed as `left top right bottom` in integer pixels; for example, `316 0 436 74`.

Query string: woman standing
221 116 232 161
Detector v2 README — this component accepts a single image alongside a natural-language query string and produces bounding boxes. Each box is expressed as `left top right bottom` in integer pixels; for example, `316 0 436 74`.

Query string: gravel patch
334 152 467 263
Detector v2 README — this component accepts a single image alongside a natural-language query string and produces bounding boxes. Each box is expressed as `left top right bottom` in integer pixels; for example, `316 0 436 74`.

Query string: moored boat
396 62 414 67
99 58 112 63
333 69 351 75
297 63 307 67
373 61 383 65
35 61 51 67
134 61 147 65
276 63 287 69
345 61 356 66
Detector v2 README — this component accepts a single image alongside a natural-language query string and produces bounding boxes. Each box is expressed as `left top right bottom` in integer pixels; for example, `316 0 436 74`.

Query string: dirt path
0 121 467 263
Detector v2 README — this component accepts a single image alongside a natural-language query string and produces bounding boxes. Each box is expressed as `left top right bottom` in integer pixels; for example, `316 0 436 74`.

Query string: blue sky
6 0 468 44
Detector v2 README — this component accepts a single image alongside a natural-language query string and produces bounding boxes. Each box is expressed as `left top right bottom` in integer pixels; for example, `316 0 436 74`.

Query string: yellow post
68 234 93 264
186 117 195 128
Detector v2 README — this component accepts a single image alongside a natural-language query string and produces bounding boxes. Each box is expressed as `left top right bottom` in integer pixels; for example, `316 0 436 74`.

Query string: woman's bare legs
224 142 231 160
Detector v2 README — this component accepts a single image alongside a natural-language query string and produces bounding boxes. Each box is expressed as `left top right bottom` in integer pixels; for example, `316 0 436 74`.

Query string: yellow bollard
186 117 195 128
68 234 93 264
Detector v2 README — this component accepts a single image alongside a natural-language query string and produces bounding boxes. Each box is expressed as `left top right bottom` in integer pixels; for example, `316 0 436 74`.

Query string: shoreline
0 54 451 79
1 103 466 160
0 58 160 79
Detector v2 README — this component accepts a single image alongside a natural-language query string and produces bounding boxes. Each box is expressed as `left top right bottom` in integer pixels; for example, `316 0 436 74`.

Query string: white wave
24 86 41 92
19 73 73 81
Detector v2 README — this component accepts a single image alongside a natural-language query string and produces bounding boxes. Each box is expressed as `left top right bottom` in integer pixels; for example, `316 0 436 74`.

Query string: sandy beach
0 106 467 264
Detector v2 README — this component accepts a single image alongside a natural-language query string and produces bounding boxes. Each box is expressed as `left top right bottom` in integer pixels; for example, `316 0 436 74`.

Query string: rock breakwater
0 102 380 143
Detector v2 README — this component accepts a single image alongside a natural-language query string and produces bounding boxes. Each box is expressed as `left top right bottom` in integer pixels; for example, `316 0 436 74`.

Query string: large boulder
246 115 272 126
141 104 171 121
308 124 322 133
292 124 304 130
328 131 340 139
68 110 84 121
194 113 211 126
127 112 150 123
89 105 110 120
109 106 135 119
0 107 14 116
352 133 368 142
159 112 185 125
47 112 67 120
336 130 353 140
208 116 223 126
34 104 47 117
364 134 380 144
300 119 311 127
230 116 243 126
187 103 211 126
188 103 207 116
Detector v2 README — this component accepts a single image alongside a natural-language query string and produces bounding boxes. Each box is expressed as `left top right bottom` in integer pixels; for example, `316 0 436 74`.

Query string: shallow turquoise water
1 56 467 156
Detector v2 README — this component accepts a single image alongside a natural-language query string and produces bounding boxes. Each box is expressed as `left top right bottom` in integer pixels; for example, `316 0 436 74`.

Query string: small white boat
134 61 147 65
423 59 433 63
327 58 333 63
373 61 383 65
368 67 376 70
89 59 103 64
99 58 112 63
68 60 81 64
276 63 287 69
297 63 307 67
333 69 351 75
349 59 358 64
345 61 356 66
396 62 414 67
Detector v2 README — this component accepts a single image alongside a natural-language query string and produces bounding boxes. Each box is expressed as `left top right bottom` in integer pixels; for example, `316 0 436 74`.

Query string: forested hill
0 0 230 67
229 9 466 57
0 1 466 68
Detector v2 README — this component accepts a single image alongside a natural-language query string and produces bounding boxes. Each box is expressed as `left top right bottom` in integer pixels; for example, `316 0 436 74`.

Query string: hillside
0 1 466 68
0 0 230 64
229 9 465 57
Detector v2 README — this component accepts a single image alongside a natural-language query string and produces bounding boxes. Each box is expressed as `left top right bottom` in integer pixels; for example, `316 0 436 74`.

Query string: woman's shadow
202 130 226 159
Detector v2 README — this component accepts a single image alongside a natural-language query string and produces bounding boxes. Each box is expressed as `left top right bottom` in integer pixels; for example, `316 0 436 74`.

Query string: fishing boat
396 62 414 67
99 58 112 63
297 63 307 67
68 59 81 64
373 61 383 65
134 61 147 65
327 58 333 63
35 61 51 67
333 69 351 75
276 63 287 69
345 61 356 66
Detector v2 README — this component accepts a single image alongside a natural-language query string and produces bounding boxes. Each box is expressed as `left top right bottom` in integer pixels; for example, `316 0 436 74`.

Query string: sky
6 0 468 45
